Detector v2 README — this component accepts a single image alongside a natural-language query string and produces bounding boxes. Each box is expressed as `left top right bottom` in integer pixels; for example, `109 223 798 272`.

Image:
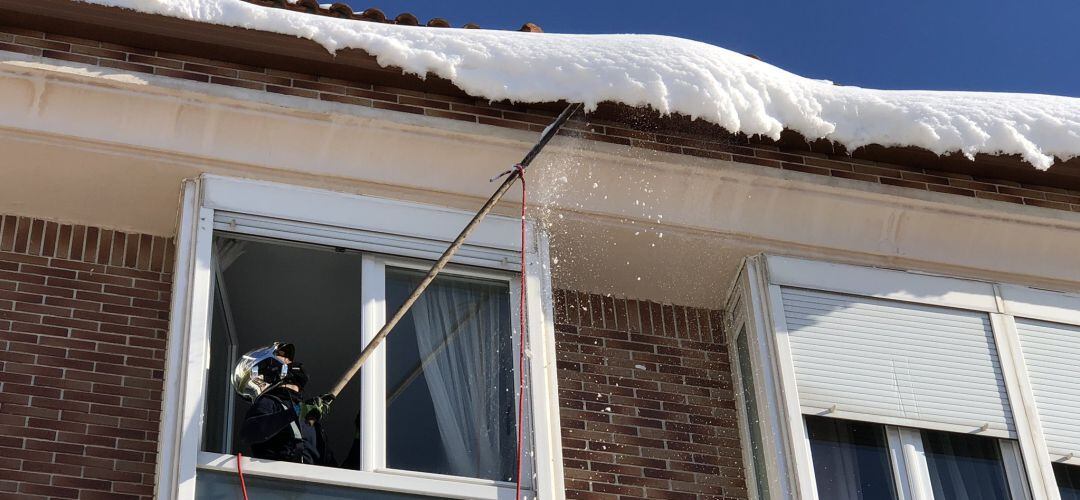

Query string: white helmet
232 342 295 401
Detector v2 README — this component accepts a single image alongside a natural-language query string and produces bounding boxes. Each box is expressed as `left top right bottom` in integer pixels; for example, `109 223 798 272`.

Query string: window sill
197 452 523 500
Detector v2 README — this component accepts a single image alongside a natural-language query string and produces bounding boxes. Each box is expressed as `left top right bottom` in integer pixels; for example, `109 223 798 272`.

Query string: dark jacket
240 388 331 465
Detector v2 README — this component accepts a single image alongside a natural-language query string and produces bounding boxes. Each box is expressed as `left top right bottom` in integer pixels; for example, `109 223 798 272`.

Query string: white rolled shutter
212 211 520 270
781 287 1015 437
1015 318 1080 460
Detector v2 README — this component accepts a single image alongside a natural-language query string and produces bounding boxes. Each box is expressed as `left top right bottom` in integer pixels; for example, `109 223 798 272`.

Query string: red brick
901 171 949 185
44 296 99 312
79 490 140 500
153 67 210 82
19 482 78 498
879 177 929 190
94 229 112 265
0 252 48 266
0 216 17 252
478 115 535 131
0 41 41 57
975 191 1024 204
98 59 154 74
51 475 111 491
928 184 976 197
79 272 135 287
42 49 97 65
1024 198 1072 210
267 84 317 98
236 70 291 86
210 75 265 90
103 266 158 281
372 101 424 115
108 233 125 267
949 178 998 192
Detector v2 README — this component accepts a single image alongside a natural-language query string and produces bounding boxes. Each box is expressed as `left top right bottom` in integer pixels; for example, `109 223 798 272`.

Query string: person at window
232 342 335 465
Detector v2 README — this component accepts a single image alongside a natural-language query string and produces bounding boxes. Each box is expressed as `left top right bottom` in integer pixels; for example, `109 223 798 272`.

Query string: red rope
514 165 528 500
236 453 250 500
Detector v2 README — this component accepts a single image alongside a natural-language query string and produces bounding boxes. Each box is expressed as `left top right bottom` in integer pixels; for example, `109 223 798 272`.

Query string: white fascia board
765 254 998 312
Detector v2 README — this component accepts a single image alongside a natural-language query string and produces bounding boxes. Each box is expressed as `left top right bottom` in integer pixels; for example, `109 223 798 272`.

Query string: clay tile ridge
240 0 543 32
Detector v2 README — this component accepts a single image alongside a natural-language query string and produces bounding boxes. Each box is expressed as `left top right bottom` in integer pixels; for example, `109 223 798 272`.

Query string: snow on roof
81 0 1080 170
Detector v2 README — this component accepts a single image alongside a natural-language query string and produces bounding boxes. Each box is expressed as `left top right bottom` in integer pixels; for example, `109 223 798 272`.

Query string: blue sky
341 1 1080 97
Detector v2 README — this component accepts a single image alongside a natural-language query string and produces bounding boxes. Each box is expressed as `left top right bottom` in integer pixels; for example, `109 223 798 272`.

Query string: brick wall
552 290 746 500
0 215 748 500
3 25 1080 214
0 215 173 500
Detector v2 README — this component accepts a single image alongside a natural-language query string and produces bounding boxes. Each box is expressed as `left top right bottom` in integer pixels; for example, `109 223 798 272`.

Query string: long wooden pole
328 102 581 397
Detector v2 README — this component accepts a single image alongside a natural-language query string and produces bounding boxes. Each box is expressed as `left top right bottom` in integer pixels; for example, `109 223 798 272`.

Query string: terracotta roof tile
239 0 542 32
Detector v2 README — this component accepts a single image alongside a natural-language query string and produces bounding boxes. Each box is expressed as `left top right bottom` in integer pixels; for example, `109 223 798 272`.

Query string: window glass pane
203 235 365 468
196 470 435 499
1054 463 1080 499
922 429 1012 500
735 329 771 498
202 285 235 453
805 416 897 500
385 267 515 481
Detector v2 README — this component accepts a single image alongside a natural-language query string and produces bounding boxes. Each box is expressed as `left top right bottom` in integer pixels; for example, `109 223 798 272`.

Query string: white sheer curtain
409 278 505 480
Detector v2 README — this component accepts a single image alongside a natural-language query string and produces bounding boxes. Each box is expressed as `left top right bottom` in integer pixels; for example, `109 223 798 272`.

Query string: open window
157 175 564 500
729 254 1080 500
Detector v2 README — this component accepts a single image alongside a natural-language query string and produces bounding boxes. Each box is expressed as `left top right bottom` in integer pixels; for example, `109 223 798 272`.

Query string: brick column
0 215 173 500
552 289 747 499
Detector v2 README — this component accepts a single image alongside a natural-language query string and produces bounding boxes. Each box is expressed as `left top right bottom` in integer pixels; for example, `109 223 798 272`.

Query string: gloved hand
301 393 335 422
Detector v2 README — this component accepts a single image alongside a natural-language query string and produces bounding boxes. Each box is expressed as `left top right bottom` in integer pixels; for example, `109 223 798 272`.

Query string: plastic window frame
156 175 566 500
729 254 1080 499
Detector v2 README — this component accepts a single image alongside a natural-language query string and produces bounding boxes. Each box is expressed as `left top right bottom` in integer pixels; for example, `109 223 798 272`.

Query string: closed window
384 268 516 481
734 327 772 498
1054 463 1080 500
805 416 896 500
727 255 1080 499
922 430 1014 499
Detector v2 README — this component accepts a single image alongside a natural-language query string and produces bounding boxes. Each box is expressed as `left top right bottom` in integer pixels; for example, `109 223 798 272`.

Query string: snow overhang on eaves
3 0 1080 189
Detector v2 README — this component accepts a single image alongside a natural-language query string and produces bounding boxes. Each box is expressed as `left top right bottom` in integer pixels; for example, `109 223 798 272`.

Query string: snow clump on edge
81 0 1080 170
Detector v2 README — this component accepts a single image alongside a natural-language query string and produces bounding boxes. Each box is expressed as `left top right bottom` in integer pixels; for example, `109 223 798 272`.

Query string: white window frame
155 175 566 500
729 254 1080 499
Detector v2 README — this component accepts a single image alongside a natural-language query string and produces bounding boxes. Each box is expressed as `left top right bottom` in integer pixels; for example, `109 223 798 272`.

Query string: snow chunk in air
81 0 1080 170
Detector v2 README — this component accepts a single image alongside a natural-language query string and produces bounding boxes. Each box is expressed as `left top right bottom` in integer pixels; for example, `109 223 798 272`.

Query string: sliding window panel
805 416 898 500
735 328 772 499
1015 319 1080 462
922 430 1012 500
781 288 1015 437
384 268 516 482
1055 463 1080 500
206 235 366 464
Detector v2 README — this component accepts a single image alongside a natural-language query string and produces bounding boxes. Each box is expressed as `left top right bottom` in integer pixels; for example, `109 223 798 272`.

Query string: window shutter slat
781 287 1015 437
1016 318 1080 460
